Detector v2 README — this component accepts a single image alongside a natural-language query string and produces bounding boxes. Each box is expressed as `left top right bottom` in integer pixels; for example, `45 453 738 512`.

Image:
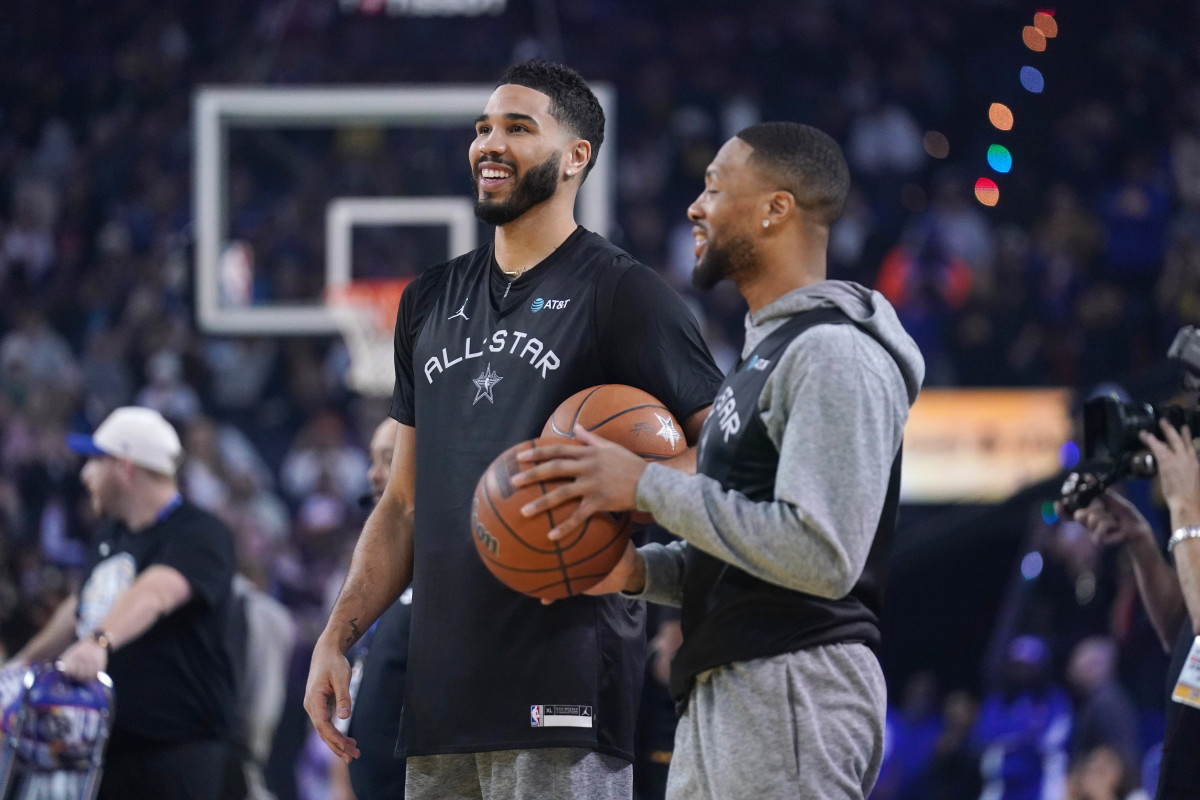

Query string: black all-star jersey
389 227 721 760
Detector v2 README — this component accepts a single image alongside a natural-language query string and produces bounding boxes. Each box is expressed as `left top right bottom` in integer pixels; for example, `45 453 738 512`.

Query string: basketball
471 437 633 600
541 385 686 460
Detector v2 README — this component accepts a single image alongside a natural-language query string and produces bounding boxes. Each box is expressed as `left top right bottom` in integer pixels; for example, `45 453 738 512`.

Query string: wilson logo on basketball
470 498 500 557
473 518 500 557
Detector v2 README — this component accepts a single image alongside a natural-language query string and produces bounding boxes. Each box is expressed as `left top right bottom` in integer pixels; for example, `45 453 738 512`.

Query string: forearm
1124 533 1186 651
636 332 905 599
636 464 871 598
321 493 414 653
95 565 193 651
1169 497 1200 634
12 596 79 664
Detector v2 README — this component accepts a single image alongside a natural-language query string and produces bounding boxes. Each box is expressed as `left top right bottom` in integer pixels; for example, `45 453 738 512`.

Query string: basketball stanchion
0 665 114 800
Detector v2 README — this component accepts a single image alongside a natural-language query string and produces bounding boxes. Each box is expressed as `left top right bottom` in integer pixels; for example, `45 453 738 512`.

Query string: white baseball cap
67 407 183 477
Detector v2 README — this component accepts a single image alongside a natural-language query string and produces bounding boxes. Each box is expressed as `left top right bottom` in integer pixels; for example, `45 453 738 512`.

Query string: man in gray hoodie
514 122 925 800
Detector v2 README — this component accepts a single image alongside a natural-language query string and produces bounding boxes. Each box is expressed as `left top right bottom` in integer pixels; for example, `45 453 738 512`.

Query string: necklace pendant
503 282 510 299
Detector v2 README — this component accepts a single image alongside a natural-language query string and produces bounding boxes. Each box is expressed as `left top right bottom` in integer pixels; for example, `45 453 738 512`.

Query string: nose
477 128 506 157
687 193 705 222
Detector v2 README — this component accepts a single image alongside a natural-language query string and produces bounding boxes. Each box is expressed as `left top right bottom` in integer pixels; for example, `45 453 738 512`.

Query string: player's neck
739 233 828 313
493 196 579 276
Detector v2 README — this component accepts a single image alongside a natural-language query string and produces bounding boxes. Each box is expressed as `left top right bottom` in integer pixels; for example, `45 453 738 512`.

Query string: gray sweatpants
667 643 887 800
405 747 632 800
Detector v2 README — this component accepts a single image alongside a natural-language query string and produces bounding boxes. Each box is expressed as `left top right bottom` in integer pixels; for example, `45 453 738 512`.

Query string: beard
692 232 759 291
473 150 562 226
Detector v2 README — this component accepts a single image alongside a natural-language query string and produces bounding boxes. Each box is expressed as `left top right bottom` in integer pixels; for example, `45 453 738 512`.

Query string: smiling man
304 61 722 800
513 123 926 800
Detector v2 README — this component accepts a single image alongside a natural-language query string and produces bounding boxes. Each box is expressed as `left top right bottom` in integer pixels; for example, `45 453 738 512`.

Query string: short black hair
736 122 850 227
498 60 605 178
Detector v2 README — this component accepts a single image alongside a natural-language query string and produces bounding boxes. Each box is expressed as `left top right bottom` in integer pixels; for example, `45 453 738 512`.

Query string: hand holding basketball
514 426 649 540
471 437 633 600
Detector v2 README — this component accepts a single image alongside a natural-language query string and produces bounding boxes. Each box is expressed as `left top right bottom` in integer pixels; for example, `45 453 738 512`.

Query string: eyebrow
705 167 719 180
475 112 540 128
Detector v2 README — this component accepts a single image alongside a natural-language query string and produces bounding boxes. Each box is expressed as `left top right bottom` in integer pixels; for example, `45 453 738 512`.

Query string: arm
57 565 194 681
1140 422 1200 633
11 595 79 665
304 422 416 763
517 326 908 599
1075 491 1185 652
636 327 906 597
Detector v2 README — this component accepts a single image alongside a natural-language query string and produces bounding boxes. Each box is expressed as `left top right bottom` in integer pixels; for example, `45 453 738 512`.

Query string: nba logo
530 705 542 727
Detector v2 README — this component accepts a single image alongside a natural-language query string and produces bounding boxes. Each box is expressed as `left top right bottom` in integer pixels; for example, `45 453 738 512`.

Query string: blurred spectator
279 410 368 507
974 635 1073 800
847 90 926 178
1067 744 1149 800
1066 636 1141 775
924 690 983 800
874 671 944 800
136 349 201 424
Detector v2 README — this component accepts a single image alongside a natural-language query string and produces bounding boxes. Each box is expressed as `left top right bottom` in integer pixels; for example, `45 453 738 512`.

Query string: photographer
1073 420 1200 800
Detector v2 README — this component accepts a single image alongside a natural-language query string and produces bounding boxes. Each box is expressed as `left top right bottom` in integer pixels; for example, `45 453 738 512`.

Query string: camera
1059 326 1200 516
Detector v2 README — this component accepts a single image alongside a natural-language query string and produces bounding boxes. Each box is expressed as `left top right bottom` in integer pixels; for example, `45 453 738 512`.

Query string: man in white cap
10 405 238 800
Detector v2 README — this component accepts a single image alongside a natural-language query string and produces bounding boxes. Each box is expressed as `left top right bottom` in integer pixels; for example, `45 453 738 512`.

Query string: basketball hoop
326 279 410 397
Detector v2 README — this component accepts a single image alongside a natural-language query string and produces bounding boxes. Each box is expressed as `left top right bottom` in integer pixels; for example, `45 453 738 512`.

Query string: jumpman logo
448 298 470 321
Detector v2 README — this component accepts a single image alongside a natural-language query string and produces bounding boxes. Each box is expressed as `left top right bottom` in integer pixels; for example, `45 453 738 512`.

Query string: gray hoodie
633 280 925 607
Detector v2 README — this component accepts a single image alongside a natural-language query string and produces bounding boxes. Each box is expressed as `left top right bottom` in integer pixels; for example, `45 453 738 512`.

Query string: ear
563 139 591 180
762 190 797 227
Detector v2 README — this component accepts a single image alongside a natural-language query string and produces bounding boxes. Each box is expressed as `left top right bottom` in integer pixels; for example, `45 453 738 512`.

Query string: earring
762 219 770 228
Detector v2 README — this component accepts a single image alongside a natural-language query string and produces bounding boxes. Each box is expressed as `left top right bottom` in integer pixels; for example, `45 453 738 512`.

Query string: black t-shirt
78 500 236 746
389 227 721 760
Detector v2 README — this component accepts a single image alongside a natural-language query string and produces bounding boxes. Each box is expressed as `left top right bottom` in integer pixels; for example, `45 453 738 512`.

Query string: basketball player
304 61 722 800
514 122 926 800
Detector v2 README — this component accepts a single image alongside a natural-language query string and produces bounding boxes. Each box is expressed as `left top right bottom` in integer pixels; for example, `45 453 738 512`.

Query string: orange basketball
541 385 686 460
471 437 633 600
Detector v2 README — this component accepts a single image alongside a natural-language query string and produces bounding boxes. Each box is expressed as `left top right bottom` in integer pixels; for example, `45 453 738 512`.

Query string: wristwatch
89 629 115 655
1167 525 1200 554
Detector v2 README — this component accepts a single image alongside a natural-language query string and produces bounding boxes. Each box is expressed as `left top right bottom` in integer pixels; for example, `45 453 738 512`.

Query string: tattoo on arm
345 617 361 650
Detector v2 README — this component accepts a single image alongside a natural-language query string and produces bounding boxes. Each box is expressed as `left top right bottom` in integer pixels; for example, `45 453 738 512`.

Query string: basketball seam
522 570 617 597
566 385 607 438
584 404 670 432
540 479 573 594
482 467 565 556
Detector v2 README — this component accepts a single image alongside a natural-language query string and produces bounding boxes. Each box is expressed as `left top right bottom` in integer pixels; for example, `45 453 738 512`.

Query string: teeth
481 169 509 179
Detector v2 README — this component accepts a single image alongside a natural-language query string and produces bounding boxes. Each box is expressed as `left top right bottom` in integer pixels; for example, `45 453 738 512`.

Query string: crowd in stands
0 0 1197 797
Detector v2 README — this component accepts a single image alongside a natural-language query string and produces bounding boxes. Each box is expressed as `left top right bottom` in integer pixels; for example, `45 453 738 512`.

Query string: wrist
625 552 647 594
1168 524 1200 554
88 629 115 656
1169 501 1200 529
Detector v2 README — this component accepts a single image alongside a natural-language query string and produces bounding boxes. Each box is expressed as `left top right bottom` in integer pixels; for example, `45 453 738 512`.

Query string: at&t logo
531 297 570 313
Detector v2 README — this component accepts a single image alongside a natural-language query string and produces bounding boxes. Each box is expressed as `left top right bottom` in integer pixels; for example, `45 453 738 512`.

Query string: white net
330 303 395 398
